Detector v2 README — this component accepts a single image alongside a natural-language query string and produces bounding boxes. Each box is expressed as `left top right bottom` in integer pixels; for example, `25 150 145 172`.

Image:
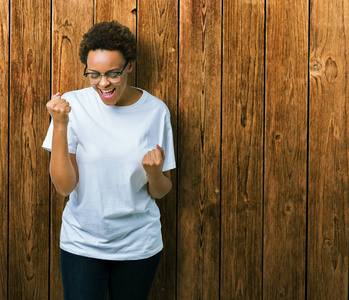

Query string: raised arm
142 145 172 199
46 92 79 197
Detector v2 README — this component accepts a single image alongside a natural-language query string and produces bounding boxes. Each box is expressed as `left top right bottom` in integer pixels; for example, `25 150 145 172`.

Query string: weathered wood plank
9 0 51 298
51 1 94 298
308 0 349 299
137 1 178 299
263 0 308 298
95 0 137 86
221 0 264 298
0 0 9 299
177 0 221 299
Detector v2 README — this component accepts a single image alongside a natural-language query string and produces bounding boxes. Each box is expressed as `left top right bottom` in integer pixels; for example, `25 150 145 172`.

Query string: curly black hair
79 20 137 65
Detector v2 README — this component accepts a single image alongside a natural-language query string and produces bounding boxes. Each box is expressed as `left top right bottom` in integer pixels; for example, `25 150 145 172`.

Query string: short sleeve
42 119 78 154
162 118 176 172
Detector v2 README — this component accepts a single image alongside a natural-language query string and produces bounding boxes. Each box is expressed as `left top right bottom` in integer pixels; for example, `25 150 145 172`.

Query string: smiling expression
86 49 134 106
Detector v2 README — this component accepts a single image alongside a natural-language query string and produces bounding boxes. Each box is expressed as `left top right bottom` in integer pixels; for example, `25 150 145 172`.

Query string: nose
99 75 110 87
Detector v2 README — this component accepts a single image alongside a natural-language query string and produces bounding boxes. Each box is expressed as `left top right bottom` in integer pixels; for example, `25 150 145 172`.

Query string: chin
101 97 119 106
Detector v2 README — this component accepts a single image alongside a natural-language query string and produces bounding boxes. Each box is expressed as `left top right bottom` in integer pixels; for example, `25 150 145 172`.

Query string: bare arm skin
142 145 173 199
47 92 79 197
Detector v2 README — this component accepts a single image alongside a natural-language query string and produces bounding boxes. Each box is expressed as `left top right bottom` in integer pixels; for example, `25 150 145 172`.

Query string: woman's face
86 49 133 106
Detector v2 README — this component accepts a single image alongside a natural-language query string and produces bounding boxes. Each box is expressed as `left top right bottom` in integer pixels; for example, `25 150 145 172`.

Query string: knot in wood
311 62 322 71
60 20 72 28
279 289 286 297
310 57 338 82
310 57 324 77
323 238 332 249
324 57 338 82
26 49 33 69
284 203 293 214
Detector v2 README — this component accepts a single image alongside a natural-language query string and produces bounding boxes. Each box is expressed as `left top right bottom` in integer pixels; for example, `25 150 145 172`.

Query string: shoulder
140 89 171 116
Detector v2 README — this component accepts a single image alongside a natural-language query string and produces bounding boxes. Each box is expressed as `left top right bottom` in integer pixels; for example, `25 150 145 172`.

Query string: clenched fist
46 92 71 125
142 145 165 178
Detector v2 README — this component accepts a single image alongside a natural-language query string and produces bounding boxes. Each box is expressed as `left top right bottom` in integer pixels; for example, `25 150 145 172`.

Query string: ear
127 61 136 73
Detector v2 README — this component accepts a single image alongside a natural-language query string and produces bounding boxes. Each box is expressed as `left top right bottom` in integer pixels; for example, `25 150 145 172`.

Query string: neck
116 86 142 106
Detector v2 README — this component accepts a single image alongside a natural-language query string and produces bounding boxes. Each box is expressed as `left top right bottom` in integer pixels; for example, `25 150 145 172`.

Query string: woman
42 20 176 300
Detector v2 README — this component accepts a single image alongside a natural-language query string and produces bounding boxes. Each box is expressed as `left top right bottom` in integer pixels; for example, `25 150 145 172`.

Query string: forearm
147 172 172 199
50 123 78 197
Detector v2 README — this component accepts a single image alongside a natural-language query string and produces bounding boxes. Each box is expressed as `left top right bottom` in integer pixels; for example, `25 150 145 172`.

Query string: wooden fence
1 0 348 299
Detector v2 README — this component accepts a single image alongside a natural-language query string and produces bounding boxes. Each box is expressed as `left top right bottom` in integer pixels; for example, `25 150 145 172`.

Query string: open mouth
99 88 116 100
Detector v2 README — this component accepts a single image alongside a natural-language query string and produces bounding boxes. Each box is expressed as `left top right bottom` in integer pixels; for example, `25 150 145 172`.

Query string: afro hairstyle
79 20 137 65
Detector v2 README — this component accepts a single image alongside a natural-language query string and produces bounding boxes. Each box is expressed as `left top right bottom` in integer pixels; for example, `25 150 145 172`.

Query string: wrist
146 170 164 181
53 119 69 130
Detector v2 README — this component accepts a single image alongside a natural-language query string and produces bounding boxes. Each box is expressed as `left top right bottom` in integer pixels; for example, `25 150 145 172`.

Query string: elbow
162 182 173 198
49 171 77 197
150 182 173 200
58 191 70 198
51 178 76 197
54 185 73 197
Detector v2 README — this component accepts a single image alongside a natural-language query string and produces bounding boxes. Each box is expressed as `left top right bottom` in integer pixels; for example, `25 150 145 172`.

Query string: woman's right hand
46 92 71 125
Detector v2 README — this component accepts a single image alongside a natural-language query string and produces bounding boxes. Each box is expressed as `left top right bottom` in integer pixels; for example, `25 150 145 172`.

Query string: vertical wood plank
95 0 137 86
263 0 308 298
178 0 221 299
221 0 264 298
137 1 178 299
308 0 349 298
9 0 51 298
0 0 9 299
51 1 94 298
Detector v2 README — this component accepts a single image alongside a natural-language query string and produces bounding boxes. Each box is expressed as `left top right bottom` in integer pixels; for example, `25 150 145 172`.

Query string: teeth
100 89 114 93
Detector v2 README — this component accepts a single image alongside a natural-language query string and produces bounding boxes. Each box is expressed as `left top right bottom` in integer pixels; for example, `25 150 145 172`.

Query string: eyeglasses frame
83 61 129 84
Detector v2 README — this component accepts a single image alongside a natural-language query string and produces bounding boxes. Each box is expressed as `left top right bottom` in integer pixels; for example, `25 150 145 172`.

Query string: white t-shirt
42 87 176 260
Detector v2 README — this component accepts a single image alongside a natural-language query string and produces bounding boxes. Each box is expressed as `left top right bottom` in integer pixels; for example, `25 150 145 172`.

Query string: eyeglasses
83 62 128 84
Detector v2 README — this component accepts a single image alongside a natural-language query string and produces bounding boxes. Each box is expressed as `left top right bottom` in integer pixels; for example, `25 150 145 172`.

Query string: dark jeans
60 248 161 300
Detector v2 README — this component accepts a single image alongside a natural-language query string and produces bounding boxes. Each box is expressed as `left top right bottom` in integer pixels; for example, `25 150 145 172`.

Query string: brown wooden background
1 0 348 299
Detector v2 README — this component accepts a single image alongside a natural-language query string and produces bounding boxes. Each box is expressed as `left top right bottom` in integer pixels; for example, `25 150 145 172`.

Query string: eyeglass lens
88 74 121 84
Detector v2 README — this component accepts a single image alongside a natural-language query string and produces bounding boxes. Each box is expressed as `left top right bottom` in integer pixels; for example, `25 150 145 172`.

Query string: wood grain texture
178 0 221 299
51 1 93 298
263 0 308 298
221 0 264 299
9 0 51 298
95 0 137 86
2 0 349 298
308 0 349 298
0 0 9 299
137 1 178 299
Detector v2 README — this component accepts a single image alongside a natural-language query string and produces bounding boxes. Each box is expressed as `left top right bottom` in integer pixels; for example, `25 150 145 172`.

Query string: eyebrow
88 67 122 73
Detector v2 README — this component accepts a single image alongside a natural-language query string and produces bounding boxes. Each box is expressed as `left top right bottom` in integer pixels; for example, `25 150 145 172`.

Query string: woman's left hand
142 145 165 178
